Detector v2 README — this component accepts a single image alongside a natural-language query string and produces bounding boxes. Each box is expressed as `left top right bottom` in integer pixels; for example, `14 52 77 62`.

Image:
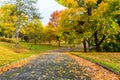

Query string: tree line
54 0 120 52
1 0 120 52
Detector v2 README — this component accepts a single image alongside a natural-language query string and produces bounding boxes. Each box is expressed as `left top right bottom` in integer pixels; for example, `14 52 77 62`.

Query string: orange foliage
48 10 61 27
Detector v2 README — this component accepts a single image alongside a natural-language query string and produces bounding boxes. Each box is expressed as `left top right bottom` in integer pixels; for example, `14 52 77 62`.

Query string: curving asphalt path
0 50 90 80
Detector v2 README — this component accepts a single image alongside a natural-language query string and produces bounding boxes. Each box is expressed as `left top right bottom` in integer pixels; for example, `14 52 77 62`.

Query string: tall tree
48 10 62 46
0 4 18 38
56 0 120 52
13 0 40 47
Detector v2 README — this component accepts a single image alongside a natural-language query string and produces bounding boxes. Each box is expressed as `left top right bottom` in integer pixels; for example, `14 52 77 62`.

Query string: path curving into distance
0 50 90 80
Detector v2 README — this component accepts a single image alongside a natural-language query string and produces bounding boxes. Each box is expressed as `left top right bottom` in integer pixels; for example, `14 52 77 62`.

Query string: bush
102 42 120 52
0 37 15 43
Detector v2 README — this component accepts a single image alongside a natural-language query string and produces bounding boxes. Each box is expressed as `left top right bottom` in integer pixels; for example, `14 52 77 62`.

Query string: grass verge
0 42 58 67
71 52 120 74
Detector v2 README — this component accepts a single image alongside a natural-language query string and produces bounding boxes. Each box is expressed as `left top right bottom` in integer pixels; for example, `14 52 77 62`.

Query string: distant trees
20 18 43 45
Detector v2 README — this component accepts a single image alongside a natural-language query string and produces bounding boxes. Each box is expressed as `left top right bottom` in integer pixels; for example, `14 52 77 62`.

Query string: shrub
102 42 120 52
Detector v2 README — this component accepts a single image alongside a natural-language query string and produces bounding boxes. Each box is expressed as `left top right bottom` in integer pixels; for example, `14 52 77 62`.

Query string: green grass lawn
71 52 120 74
0 42 58 67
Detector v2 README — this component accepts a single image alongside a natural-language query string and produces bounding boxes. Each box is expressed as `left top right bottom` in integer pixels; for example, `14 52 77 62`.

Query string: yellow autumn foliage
98 1 108 13
66 0 77 7
85 0 97 4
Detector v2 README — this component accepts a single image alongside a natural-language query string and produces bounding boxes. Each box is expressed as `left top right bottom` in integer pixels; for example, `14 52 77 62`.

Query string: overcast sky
0 0 65 25
36 0 65 25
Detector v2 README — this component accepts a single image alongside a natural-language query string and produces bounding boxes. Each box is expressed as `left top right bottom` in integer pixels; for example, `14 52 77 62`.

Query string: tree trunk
96 44 101 52
94 31 105 52
15 1 20 48
15 29 19 48
28 36 30 42
58 40 61 47
83 39 87 52
87 39 91 51
34 35 37 45
94 31 101 52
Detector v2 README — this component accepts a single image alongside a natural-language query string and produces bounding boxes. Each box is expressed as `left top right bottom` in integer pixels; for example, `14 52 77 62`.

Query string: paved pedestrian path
0 51 90 80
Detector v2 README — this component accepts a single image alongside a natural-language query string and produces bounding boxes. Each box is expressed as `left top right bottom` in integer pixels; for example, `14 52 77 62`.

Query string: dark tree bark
34 34 37 45
83 39 87 52
99 35 106 46
94 31 105 52
94 31 100 52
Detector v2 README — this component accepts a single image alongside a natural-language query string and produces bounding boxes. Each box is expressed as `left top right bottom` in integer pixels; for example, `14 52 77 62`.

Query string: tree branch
99 35 106 45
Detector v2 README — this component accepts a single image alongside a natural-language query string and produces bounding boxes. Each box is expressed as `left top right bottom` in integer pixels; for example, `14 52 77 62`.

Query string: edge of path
0 48 61 74
0 52 46 74
66 52 120 80
70 52 120 75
